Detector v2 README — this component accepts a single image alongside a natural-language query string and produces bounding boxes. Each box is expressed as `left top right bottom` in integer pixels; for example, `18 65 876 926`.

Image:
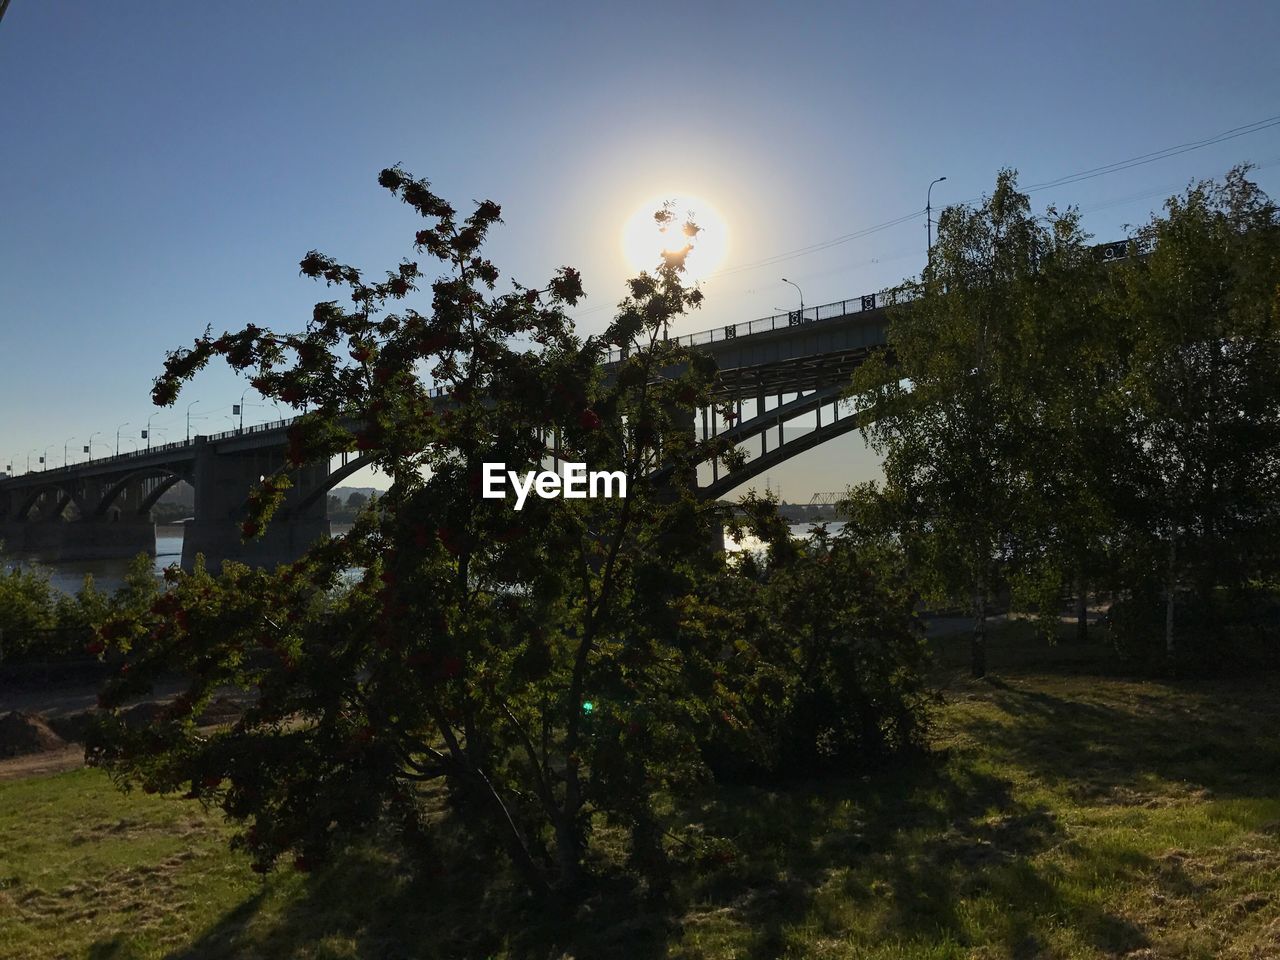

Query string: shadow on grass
158 635 1273 959
958 671 1280 805
157 757 1106 959
162 830 676 960
87 937 144 960
683 753 1149 959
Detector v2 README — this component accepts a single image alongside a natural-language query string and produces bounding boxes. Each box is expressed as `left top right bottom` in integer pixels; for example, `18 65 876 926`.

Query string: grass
2 625 1280 958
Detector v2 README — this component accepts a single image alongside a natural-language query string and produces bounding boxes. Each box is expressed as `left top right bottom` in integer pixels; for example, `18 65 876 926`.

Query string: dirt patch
0 744 84 781
0 712 67 758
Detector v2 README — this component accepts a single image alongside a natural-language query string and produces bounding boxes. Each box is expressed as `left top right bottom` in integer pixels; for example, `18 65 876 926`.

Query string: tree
851 170 1065 677
851 165 1280 673
89 168 764 902
1106 166 1280 664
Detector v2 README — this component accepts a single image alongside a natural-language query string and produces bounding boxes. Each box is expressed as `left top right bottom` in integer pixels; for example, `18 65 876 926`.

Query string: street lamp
115 422 130 457
927 176 948 264
27 449 36 473
86 431 101 462
41 445 51 471
144 411 161 450
233 385 263 433
781 278 804 317
186 400 202 443
64 437 75 468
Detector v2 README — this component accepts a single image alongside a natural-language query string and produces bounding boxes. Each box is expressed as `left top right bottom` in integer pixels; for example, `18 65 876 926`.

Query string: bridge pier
181 438 331 572
0 520 26 554
0 517 155 563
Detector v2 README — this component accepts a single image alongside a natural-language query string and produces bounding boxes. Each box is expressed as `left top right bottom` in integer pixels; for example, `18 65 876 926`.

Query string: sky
2 1 1279 499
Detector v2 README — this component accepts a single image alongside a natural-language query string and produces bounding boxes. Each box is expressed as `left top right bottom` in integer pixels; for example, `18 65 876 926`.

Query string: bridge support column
0 521 27 554
0 517 155 563
0 480 157 563
181 438 330 573
57 518 156 562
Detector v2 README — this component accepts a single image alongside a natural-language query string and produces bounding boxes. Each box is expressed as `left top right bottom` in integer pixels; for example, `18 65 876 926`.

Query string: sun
622 193 728 282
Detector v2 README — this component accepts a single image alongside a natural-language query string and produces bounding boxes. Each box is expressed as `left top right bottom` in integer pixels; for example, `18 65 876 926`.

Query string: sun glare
622 193 728 282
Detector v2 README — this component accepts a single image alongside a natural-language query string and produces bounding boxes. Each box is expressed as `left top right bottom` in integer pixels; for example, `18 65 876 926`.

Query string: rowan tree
87 168 764 901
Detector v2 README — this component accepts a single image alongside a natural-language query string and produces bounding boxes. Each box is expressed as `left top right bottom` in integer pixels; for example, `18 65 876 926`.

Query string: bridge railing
206 416 300 443
19 436 197 479
602 289 900 364
598 236 1151 365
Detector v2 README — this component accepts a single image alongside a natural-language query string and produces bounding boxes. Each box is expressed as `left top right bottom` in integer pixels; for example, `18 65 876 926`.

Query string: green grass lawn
3 627 1280 959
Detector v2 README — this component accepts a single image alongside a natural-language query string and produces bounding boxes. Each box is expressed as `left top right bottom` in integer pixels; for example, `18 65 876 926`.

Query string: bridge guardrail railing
602 289 902 364
16 437 196 479
597 235 1151 365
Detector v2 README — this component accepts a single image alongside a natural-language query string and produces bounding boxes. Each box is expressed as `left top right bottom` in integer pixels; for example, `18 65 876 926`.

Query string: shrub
712 521 932 781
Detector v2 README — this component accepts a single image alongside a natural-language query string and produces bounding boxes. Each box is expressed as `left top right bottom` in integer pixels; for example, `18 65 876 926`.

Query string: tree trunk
1164 538 1177 663
971 590 987 678
553 802 585 896
1075 572 1089 644
470 769 552 899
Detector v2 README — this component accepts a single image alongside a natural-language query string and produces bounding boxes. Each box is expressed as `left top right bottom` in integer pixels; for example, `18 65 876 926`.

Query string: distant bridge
0 237 1146 569
808 492 847 506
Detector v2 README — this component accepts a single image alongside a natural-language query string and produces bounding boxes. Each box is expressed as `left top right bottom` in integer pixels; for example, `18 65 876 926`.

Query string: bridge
0 238 1142 570
0 290 888 569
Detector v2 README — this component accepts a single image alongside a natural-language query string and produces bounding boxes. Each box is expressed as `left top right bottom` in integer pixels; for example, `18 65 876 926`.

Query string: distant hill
331 486 382 501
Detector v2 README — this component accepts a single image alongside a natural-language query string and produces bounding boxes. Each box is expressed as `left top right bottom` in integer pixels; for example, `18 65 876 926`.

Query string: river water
4 522 842 595
1 526 187 595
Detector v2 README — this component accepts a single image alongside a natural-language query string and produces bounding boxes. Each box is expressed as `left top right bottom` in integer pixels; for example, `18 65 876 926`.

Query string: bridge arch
295 454 376 514
93 467 194 519
14 481 87 521
693 383 876 501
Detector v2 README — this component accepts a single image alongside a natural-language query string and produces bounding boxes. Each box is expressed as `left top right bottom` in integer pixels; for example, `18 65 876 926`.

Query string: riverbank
3 521 837 595
1 523 365 594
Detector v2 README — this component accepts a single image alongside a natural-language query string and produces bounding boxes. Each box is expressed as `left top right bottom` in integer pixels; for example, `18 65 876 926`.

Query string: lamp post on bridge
41 445 51 471
781 278 804 318
926 176 947 266
143 411 161 451
64 437 75 468
115 422 130 457
233 385 262 433
86 432 101 462
186 400 203 443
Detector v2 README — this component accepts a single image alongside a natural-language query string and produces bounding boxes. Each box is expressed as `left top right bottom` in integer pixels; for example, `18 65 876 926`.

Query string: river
4 521 842 595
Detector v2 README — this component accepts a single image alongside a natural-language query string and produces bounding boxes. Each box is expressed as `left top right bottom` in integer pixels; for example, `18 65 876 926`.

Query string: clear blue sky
3 1 1279 497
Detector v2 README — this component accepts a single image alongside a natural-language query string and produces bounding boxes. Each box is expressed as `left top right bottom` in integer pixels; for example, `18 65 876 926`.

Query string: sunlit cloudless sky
2 1 1279 496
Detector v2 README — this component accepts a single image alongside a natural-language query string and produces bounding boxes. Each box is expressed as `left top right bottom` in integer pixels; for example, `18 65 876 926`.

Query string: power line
1022 116 1280 193
702 209 923 281
1073 156 1280 217
572 115 1280 320
707 114 1280 285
